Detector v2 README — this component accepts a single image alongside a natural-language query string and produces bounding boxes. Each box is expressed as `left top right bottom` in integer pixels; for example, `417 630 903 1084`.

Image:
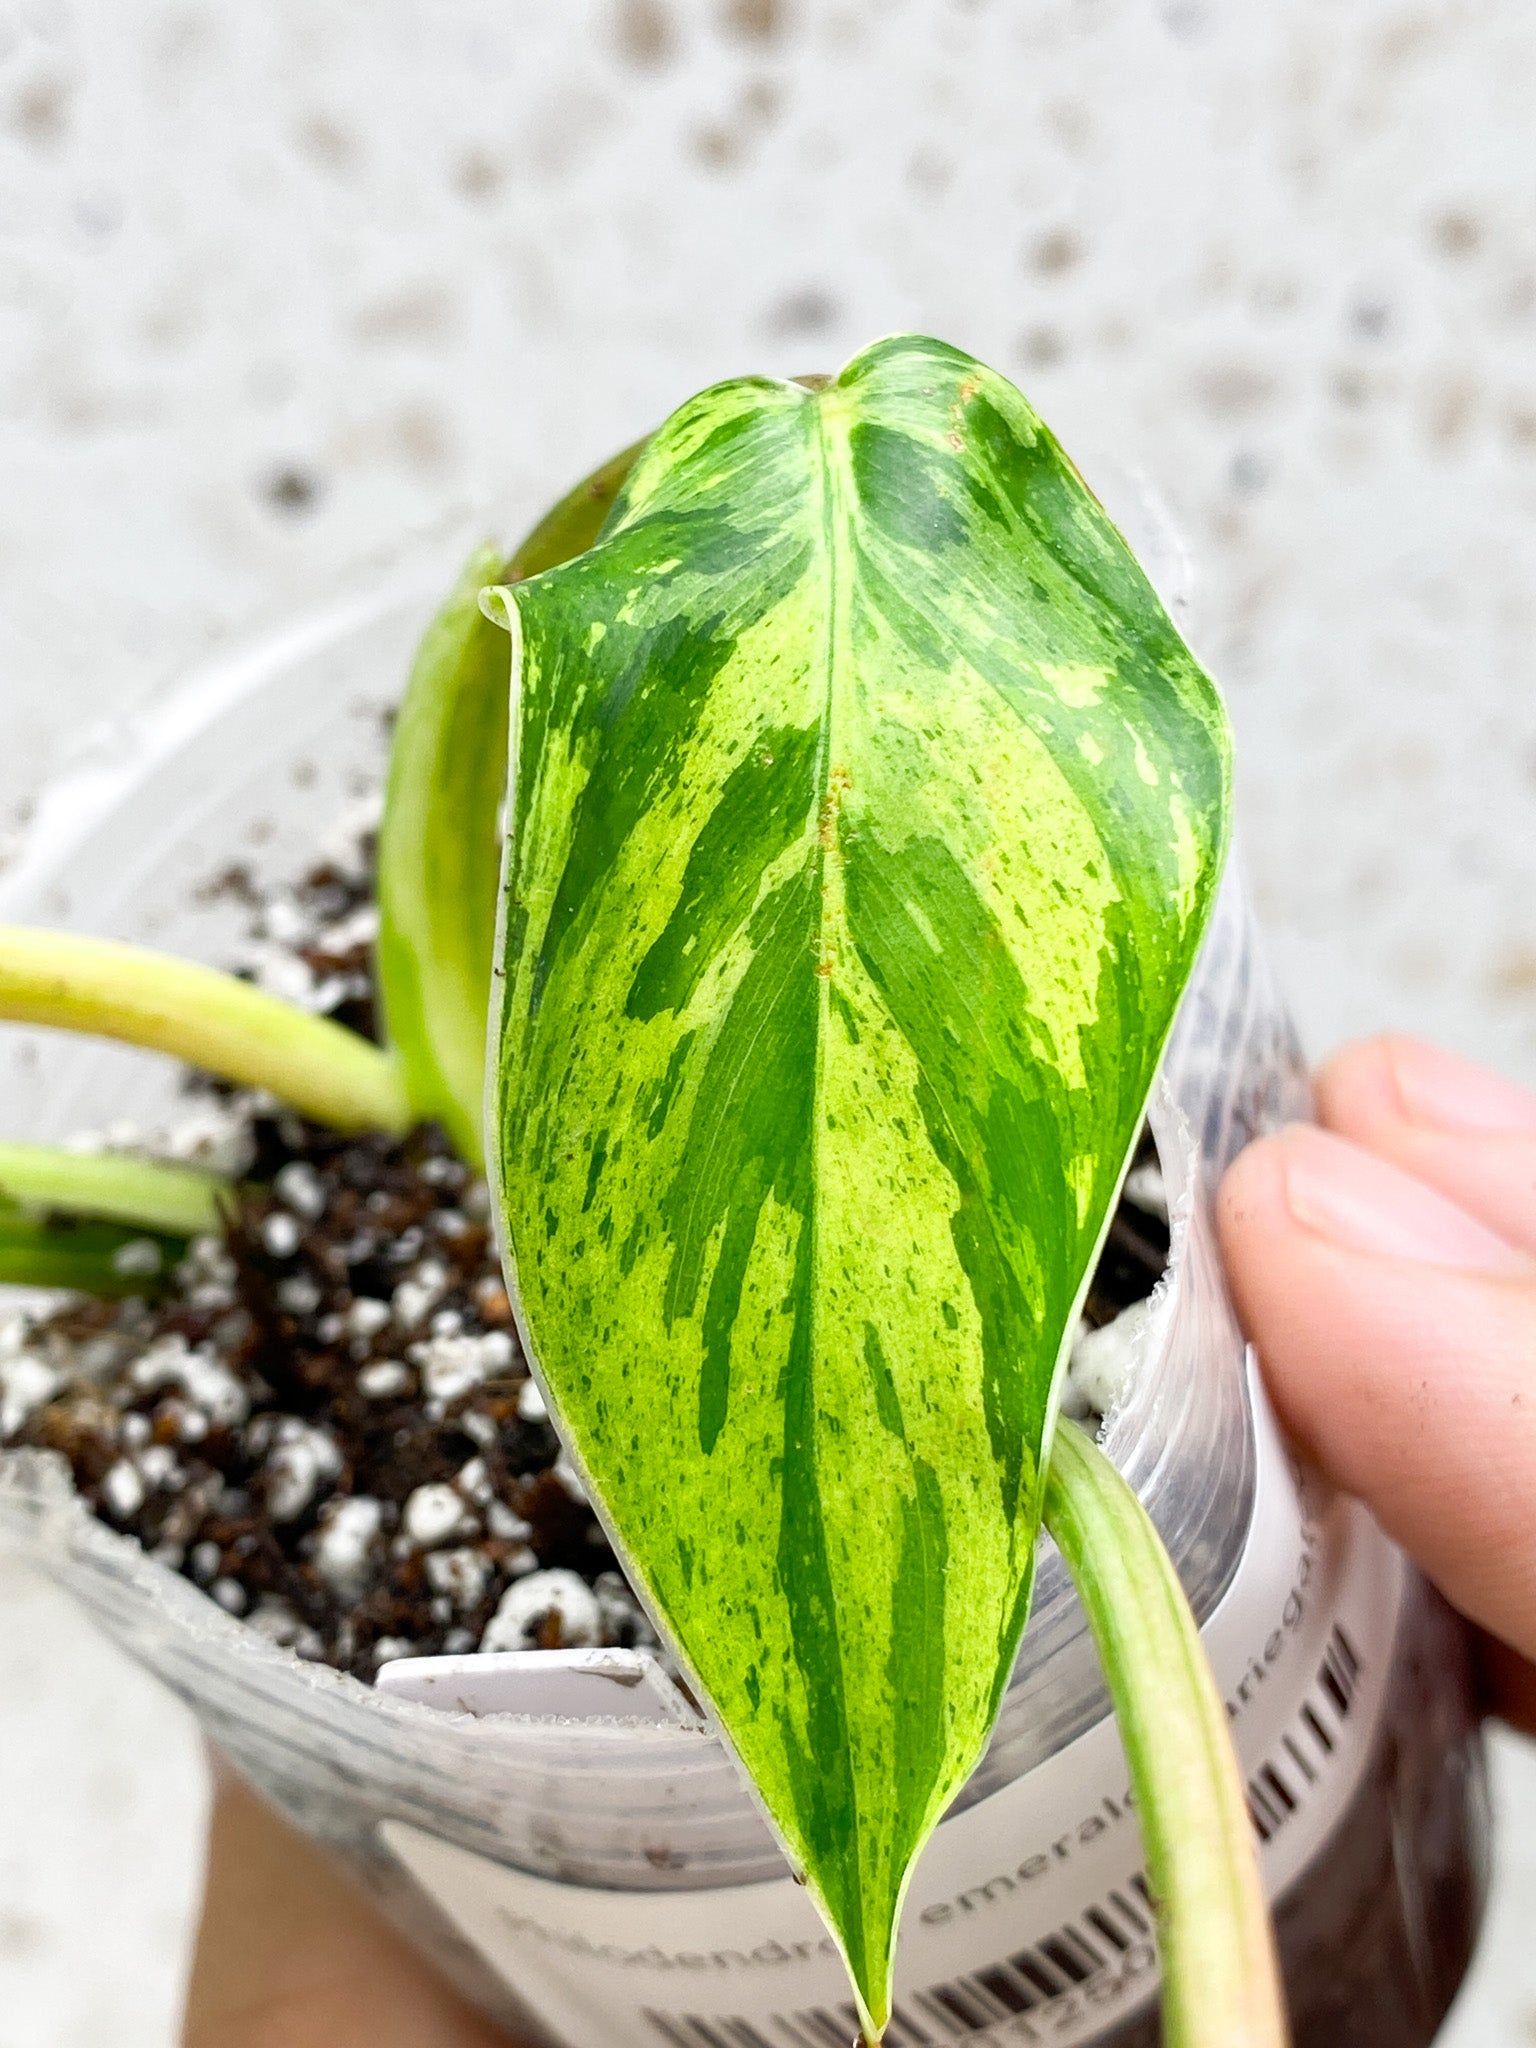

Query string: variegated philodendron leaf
376 444 644 1162
486 334 1231 2037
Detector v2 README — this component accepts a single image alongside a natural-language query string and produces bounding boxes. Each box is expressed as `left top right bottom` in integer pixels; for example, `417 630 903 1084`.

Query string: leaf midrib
805 384 864 1939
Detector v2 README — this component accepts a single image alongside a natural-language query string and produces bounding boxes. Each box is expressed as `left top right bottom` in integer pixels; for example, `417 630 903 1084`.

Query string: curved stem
0 1142 231 1236
1043 1420 1289 2048
0 928 410 1136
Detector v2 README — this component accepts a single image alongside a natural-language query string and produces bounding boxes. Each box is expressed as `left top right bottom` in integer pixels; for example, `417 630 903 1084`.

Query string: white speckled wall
2 3 1534 2042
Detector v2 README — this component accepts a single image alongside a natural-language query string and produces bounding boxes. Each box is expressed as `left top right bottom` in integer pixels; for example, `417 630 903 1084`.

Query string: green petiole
0 1141 231 1237
0 927 410 1137
1044 1420 1289 2048
0 1205 185 1297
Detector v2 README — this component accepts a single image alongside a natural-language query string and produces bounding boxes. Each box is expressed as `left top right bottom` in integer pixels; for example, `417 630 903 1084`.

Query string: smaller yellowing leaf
376 443 644 1160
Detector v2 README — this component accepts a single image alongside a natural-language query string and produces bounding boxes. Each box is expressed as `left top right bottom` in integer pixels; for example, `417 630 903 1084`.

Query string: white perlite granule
129 1334 249 1427
1122 1161 1169 1223
101 1459 146 1520
356 1359 410 1399
486 1501 533 1544
248 1597 324 1659
0 1349 60 1439
552 1452 588 1504
480 1569 601 1653
312 903 380 955
273 1160 326 1221
261 895 312 949
161 1101 258 1179
424 1545 493 1612
593 1570 657 1647
346 1297 392 1343
311 1496 384 1596
277 1274 323 1316
261 1211 302 1259
261 1421 343 1524
401 1482 475 1549
317 793 384 879
135 1444 181 1492
516 1378 547 1422
111 1238 163 1278
178 1235 239 1294
1067 1297 1156 1418
455 1457 494 1504
408 1328 514 1406
392 1260 448 1331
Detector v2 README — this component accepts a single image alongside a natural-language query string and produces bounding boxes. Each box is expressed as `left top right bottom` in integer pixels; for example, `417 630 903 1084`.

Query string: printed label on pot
380 1380 1405 2048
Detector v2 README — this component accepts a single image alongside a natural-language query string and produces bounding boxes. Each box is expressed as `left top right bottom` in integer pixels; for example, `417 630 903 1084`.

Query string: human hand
181 1767 520 2048
1218 1033 1536 1733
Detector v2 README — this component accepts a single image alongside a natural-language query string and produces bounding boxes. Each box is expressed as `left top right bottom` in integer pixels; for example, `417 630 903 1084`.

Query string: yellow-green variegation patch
485 335 1231 2038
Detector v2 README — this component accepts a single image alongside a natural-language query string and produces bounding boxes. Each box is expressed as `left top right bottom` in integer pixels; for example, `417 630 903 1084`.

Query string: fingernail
1281 1126 1529 1273
1386 1037 1536 1136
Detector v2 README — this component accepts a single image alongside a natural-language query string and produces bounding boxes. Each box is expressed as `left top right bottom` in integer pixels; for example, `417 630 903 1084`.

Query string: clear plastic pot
0 535 1489 2047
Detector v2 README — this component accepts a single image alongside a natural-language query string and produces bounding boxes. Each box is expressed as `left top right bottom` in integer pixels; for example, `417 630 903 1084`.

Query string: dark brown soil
5 1109 650 1677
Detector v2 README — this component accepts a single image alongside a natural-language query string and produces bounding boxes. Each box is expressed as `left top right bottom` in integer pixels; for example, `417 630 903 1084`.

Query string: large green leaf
487 334 1231 2035
377 444 644 1161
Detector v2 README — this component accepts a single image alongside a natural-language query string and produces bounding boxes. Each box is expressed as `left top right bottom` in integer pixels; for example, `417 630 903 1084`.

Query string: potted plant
0 336 1485 2048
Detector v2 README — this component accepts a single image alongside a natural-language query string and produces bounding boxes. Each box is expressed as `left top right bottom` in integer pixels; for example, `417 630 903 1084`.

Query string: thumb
1218 1119 1536 1669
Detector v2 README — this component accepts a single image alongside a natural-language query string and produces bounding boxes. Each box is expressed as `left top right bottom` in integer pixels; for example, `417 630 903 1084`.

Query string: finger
1316 1034 1536 1258
1217 1125 1536 1712
183 1766 514 2048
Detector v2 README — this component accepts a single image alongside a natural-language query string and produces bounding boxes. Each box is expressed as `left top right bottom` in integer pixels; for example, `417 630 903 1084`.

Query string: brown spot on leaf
819 767 852 849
